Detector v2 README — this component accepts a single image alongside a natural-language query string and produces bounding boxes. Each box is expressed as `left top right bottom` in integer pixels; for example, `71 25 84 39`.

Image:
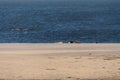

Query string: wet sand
0 43 120 80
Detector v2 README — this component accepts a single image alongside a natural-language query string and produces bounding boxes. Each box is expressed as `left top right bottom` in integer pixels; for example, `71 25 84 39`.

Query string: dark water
0 0 120 43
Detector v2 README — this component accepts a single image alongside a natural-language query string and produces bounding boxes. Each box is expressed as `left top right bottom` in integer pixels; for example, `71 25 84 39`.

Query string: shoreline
0 43 120 80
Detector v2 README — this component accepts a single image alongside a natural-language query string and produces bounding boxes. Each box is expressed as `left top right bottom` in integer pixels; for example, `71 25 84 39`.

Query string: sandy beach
0 43 120 80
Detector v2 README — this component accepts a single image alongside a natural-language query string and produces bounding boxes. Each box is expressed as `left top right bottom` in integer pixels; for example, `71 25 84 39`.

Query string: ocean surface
0 0 120 43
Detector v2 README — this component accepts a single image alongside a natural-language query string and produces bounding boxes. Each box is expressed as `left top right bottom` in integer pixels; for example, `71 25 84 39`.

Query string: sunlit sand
0 43 120 80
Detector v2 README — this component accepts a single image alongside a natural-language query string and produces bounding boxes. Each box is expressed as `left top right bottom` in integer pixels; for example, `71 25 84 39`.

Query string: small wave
11 28 29 33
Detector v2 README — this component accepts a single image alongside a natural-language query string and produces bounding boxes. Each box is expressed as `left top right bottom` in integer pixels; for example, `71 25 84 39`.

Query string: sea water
0 0 120 43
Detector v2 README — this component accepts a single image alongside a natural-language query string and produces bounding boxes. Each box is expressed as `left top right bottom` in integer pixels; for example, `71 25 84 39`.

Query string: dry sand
0 43 120 80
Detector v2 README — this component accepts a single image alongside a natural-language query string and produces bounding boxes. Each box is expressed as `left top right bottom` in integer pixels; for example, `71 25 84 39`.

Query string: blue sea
0 0 120 43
